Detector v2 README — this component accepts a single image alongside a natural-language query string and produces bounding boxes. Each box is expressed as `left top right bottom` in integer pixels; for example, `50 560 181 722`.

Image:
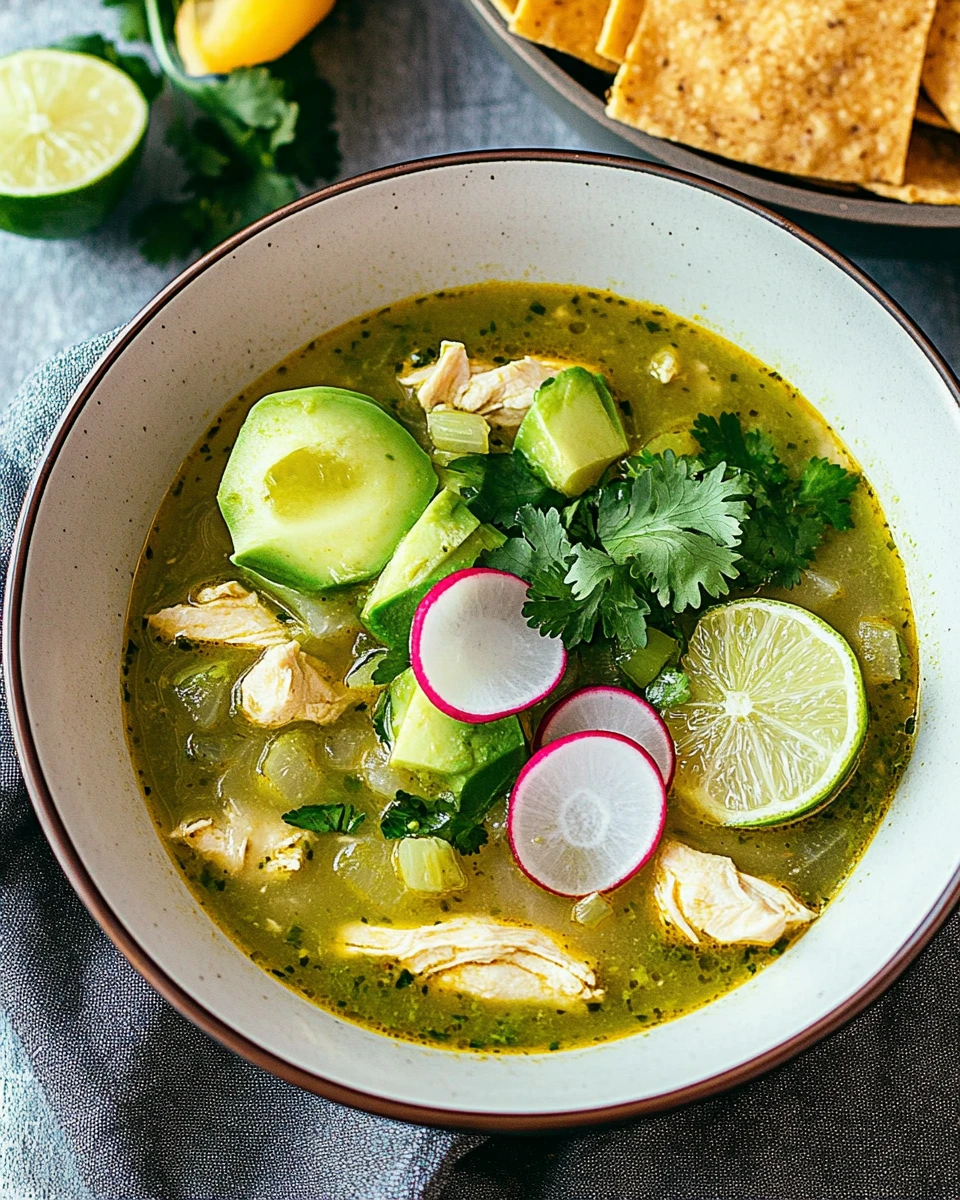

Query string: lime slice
663 599 867 827
0 49 149 239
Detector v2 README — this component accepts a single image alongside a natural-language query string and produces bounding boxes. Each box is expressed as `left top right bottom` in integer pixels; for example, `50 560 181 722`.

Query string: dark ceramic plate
464 0 960 228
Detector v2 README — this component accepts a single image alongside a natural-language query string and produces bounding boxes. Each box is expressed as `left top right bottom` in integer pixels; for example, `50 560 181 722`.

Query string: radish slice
508 731 666 896
536 686 676 787
410 568 566 722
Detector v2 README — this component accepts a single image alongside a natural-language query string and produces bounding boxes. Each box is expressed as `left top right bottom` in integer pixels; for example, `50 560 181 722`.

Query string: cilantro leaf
380 791 489 855
597 455 746 611
56 33 162 102
486 509 651 650
799 457 859 530
692 413 858 589
282 803 366 834
486 505 572 581
447 452 562 529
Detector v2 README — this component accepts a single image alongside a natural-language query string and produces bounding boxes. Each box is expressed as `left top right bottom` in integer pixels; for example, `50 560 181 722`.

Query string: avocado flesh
514 366 628 497
217 387 437 591
388 670 525 800
361 490 505 648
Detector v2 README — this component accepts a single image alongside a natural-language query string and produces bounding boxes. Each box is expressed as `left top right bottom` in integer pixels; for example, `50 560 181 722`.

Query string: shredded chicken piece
170 817 248 873
458 356 559 416
400 346 566 427
240 641 356 728
401 340 471 410
259 830 310 876
148 581 289 648
654 840 815 947
339 916 602 1002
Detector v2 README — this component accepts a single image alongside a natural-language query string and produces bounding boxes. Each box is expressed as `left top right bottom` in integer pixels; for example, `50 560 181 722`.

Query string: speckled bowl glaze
6 152 960 1129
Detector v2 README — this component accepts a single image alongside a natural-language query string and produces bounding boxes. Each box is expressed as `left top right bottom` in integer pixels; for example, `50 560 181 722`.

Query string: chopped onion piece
858 618 903 682
394 837 466 893
572 892 613 928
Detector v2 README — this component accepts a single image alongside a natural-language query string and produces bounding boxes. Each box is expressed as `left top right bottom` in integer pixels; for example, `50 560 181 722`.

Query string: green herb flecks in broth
124 282 917 1053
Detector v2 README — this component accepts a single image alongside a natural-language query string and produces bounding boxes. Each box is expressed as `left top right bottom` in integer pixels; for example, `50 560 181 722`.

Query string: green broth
124 282 918 1053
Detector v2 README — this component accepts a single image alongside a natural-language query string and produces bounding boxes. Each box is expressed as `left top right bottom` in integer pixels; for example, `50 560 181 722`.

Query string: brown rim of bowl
464 0 960 228
4 150 960 1133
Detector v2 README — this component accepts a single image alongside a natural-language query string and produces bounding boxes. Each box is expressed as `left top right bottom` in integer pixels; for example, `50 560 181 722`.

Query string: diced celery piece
394 837 466 893
172 660 234 729
335 838 406 907
620 629 680 688
572 891 613 927
428 409 489 455
261 729 324 805
858 618 903 682
803 571 842 600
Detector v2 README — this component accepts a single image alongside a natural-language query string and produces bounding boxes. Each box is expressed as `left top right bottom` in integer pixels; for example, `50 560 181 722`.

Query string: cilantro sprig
380 790 490 855
282 803 366 834
486 452 746 651
100 0 339 262
692 413 859 589
480 410 857 659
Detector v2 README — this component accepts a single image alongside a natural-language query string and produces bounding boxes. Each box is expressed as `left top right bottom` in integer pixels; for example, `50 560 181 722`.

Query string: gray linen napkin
0 332 482 1200
2 335 959 1200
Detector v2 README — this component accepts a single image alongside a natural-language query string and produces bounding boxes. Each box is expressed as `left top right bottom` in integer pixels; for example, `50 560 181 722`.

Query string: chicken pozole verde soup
125 283 917 1053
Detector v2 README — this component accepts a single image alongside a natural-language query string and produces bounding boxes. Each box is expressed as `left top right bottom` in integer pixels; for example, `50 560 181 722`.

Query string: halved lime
0 49 149 239
663 599 867 827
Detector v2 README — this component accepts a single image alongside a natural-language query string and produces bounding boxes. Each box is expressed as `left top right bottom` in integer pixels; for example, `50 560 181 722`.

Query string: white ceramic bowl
6 152 960 1130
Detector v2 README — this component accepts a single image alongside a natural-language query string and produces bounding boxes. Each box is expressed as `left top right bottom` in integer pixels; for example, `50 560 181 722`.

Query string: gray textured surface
1 1 959 1196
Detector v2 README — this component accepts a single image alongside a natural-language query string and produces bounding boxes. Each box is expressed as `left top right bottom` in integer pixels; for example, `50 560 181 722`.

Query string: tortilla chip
510 0 618 72
862 124 960 201
596 0 645 62
490 0 519 18
607 0 937 185
923 0 960 129
916 91 952 127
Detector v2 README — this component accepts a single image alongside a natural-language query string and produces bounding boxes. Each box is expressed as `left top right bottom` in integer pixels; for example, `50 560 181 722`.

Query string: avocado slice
388 669 525 800
514 366 628 497
361 490 505 648
217 387 437 591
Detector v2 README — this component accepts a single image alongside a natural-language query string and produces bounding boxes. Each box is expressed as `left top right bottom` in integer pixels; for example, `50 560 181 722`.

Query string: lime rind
664 598 868 828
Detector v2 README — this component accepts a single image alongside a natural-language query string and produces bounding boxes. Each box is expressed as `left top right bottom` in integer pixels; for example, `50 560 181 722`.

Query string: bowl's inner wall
16 159 960 1114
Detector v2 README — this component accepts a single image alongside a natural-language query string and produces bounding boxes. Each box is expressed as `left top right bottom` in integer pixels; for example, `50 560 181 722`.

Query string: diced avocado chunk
388 669 525 797
361 490 504 648
218 387 437 591
395 837 466 893
514 366 628 497
619 628 680 688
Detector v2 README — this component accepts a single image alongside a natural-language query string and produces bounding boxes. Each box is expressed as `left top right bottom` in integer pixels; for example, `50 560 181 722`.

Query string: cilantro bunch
692 413 858 589
453 412 858 662
95 0 340 262
484 451 747 652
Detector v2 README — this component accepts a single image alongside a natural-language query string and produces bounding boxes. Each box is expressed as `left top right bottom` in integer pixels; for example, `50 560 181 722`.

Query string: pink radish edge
409 567 567 723
507 729 668 897
535 684 677 789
